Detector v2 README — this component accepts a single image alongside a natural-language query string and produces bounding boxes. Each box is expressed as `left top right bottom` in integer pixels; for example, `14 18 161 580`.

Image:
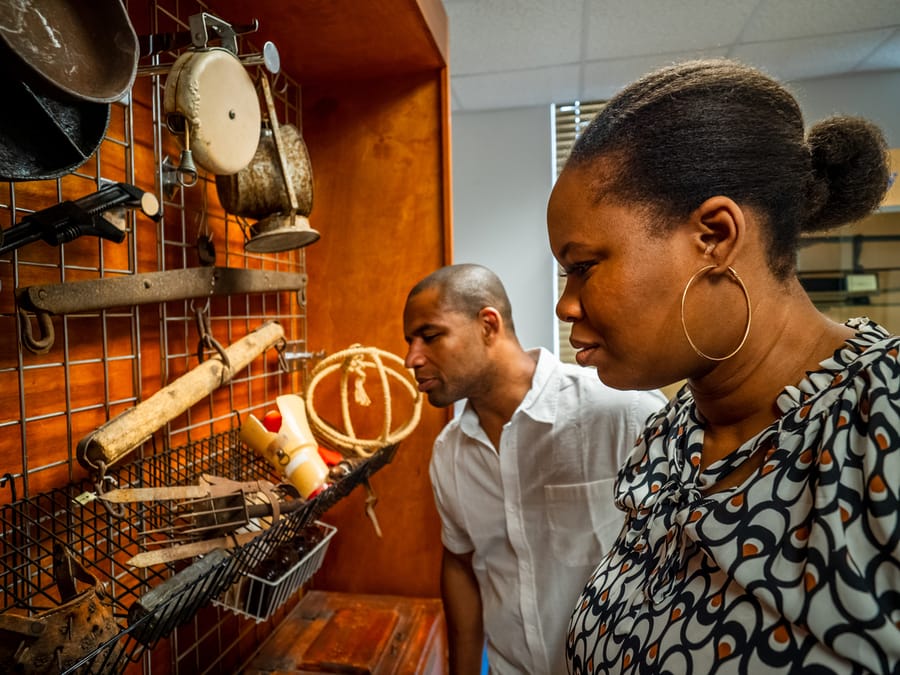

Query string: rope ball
305 344 422 457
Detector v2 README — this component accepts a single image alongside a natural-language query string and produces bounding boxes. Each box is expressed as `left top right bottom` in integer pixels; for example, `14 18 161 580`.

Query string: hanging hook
275 337 288 373
18 307 55 354
0 472 16 503
94 462 126 518
194 304 231 372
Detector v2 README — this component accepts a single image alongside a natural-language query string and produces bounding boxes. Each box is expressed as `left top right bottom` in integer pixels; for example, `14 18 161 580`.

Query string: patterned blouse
567 318 900 674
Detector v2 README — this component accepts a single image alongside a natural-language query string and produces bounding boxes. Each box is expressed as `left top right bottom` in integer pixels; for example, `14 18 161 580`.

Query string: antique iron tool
0 182 160 256
99 474 303 567
16 266 306 353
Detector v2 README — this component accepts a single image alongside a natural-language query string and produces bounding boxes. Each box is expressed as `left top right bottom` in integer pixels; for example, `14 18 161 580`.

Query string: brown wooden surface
244 590 447 675
212 0 448 84
300 71 449 599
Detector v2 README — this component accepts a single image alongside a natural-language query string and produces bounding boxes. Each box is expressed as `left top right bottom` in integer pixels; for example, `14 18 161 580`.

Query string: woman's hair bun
803 116 891 233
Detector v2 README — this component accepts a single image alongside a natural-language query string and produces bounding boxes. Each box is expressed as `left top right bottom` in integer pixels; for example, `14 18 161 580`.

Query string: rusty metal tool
98 475 305 566
0 182 160 256
126 531 263 567
16 266 306 353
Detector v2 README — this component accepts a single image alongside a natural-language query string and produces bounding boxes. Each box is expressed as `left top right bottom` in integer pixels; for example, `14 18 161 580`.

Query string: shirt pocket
544 478 623 567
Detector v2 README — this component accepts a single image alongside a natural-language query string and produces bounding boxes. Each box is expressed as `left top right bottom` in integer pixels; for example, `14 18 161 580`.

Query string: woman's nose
556 280 583 323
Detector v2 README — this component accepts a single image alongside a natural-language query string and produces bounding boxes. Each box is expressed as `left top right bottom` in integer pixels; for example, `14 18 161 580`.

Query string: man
402 264 666 674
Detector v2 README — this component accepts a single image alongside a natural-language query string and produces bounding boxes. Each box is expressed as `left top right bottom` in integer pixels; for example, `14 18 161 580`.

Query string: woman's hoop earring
680 265 752 361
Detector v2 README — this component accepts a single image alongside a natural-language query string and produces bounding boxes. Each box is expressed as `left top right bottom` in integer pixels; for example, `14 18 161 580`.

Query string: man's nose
404 343 424 369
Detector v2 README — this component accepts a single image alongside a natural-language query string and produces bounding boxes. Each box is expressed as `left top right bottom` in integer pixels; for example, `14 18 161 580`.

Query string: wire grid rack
0 425 399 674
215 520 336 623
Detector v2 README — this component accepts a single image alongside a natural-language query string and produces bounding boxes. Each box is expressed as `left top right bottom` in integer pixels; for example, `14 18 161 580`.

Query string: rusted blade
127 531 262 567
99 486 211 503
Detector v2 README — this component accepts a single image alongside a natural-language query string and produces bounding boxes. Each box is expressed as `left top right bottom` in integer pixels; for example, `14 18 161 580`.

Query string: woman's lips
574 346 598 367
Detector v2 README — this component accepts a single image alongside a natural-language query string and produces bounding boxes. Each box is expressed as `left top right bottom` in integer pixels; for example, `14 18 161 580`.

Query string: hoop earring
680 265 751 361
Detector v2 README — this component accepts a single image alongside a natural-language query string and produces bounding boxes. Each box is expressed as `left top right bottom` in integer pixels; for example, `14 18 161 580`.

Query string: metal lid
245 213 321 253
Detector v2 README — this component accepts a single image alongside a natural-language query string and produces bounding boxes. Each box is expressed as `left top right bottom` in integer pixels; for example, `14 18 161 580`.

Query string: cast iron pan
0 0 138 103
0 53 110 182
0 0 141 182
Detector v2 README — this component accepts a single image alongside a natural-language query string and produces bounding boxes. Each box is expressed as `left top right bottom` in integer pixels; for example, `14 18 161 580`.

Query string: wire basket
216 521 336 623
0 429 399 674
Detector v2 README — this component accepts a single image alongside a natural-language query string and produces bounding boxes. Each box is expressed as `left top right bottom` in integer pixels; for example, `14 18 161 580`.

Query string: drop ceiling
445 0 900 111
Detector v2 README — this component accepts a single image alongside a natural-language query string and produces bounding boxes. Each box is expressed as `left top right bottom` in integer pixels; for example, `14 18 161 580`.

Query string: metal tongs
99 474 303 567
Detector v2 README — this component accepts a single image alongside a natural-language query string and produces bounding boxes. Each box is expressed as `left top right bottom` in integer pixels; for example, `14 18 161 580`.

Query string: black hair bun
803 116 891 233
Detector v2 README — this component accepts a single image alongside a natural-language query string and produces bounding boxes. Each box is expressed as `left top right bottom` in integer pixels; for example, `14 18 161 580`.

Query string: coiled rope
305 344 422 457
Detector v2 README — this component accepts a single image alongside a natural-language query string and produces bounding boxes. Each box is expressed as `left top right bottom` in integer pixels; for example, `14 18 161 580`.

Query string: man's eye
422 333 439 343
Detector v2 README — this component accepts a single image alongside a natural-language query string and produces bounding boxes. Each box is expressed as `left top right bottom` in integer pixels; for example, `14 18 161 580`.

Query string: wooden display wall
0 1 309 672
0 0 450 672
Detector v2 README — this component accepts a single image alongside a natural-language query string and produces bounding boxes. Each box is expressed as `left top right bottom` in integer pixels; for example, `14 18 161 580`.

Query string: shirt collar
458 347 558 437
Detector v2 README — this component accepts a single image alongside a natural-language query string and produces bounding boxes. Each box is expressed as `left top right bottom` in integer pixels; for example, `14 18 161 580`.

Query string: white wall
450 70 900 356
789 71 900 146
450 105 556 352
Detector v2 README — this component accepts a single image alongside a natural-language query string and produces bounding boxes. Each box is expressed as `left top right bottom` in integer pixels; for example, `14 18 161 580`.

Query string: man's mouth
416 377 439 392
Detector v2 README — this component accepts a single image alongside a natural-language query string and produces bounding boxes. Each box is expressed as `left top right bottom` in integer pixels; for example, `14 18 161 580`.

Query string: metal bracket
189 13 256 55
279 343 325 372
15 267 307 353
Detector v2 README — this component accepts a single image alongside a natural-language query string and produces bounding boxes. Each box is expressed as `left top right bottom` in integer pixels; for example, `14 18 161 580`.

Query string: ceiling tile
742 0 900 42
585 0 755 60
445 0 900 112
730 29 898 81
446 0 583 75
451 64 581 111
860 30 900 70
581 47 729 101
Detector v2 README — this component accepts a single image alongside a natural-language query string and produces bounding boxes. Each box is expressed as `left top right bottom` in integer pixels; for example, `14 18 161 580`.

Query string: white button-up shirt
429 348 666 674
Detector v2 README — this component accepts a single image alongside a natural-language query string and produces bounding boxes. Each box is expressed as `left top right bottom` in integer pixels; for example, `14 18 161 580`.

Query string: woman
548 59 897 674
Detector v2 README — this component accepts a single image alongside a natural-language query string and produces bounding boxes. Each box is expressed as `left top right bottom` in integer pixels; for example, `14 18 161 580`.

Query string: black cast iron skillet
0 0 138 182
0 0 138 103
0 53 111 182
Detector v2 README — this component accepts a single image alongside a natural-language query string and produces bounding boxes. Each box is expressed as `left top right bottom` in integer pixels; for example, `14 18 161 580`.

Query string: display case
0 0 450 672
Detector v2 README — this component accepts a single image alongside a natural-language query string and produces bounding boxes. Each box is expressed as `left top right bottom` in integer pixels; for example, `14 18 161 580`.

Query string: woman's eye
560 262 593 278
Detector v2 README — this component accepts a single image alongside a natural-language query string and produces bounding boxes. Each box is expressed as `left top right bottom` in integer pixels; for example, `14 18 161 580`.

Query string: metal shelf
0 430 398 674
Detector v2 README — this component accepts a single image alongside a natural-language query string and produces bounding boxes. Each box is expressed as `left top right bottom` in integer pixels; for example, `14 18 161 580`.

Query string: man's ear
691 196 745 268
478 307 502 343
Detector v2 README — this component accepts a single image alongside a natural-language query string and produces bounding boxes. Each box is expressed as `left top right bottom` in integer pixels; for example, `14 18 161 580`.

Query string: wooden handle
77 321 284 471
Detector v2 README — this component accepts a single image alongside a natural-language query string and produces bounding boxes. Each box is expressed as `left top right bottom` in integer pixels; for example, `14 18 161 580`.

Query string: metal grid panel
0 0 316 672
0 432 397 674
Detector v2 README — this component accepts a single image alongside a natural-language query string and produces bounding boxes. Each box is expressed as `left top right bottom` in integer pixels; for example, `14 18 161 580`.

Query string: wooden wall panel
302 73 449 597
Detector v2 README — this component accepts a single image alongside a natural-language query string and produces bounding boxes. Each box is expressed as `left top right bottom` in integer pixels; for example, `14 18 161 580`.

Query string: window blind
553 100 605 364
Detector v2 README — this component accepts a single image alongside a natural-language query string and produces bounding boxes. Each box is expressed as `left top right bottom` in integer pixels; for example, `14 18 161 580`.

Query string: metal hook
177 149 199 187
194 305 231 372
0 472 16 503
18 307 54 354
274 337 288 373
94 463 126 519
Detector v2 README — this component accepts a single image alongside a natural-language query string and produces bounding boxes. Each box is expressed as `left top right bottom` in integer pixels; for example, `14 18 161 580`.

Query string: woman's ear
692 196 745 268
